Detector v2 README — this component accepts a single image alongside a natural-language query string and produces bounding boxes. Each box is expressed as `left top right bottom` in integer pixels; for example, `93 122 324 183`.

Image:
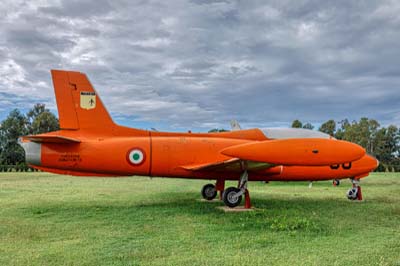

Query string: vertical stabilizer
51 70 115 132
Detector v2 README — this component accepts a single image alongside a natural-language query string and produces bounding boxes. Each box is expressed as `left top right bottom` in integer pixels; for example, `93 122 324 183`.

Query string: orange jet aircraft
19 70 379 208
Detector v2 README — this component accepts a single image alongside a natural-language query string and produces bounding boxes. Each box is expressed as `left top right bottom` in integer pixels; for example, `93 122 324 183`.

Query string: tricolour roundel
127 148 145 166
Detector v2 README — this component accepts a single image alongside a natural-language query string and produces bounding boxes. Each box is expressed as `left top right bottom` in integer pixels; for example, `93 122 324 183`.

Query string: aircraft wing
181 158 275 172
23 135 81 144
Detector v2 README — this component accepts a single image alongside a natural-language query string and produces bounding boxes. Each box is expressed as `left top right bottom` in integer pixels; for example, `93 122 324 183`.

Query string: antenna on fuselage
230 120 242 131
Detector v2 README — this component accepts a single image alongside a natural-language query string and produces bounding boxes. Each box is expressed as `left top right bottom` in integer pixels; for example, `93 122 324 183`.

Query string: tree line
0 104 59 170
291 119 400 172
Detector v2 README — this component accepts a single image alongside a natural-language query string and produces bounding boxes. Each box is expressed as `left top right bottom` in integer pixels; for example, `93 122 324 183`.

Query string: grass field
0 172 399 266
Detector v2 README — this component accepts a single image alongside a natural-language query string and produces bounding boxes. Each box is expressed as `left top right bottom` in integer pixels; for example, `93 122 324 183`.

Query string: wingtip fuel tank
221 138 366 166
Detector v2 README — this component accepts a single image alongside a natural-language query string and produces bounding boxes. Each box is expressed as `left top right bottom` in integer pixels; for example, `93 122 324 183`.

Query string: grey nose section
18 139 41 166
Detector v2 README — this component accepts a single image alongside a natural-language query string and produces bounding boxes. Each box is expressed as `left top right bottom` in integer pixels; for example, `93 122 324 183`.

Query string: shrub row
0 165 39 172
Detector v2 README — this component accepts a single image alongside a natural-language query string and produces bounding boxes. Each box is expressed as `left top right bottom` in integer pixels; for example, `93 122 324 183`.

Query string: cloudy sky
1 0 400 131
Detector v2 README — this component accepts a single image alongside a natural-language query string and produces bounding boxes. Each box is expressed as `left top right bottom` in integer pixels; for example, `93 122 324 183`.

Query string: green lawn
0 172 399 266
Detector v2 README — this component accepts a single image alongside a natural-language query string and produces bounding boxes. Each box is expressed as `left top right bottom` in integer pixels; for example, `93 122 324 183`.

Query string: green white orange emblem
127 148 145 166
80 91 96 110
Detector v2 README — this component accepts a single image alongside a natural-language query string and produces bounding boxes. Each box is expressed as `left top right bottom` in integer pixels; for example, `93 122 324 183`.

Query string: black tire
201 184 217 200
346 187 358 200
333 179 340 186
222 187 242 208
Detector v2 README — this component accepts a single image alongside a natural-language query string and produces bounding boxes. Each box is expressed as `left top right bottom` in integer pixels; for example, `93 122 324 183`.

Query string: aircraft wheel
222 187 242 208
333 179 340 186
201 183 217 200
346 187 358 200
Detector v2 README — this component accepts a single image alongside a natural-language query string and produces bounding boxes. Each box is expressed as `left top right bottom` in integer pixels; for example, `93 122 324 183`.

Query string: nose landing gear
347 179 363 201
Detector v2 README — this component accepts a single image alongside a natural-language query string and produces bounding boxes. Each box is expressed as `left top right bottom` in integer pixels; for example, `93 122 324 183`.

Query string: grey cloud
1 0 400 130
39 0 113 18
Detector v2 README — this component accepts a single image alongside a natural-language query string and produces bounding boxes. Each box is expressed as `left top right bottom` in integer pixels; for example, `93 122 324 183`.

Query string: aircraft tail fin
51 70 116 132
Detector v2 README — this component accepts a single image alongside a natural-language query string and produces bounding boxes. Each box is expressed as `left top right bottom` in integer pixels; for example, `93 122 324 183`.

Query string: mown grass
0 172 399 266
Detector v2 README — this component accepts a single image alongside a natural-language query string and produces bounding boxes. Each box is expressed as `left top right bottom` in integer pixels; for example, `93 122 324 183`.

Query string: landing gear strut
346 179 363 200
215 178 225 200
222 170 252 208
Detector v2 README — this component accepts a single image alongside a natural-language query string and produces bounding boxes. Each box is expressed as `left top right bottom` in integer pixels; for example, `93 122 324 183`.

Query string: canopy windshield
261 128 332 140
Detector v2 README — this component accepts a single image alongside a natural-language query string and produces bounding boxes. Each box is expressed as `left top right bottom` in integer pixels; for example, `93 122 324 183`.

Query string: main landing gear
200 171 252 209
346 178 363 201
222 170 252 208
332 179 340 186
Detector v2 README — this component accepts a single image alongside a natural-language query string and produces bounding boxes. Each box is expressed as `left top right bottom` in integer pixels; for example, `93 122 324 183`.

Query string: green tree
291 120 302 128
336 118 379 154
319 119 336 136
386 125 400 156
0 109 28 164
373 125 399 171
335 119 350 140
302 122 314 130
350 118 379 154
27 103 59 134
362 118 379 153
208 128 229 133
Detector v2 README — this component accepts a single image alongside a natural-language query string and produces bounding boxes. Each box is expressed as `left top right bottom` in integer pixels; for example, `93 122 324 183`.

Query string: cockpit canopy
261 128 332 140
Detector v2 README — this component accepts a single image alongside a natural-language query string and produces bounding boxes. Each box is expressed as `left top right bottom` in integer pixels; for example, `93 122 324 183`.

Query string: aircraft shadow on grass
24 192 372 218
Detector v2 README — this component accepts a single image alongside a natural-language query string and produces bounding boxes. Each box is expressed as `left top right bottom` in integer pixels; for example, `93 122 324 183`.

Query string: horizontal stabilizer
24 135 81 144
221 138 365 166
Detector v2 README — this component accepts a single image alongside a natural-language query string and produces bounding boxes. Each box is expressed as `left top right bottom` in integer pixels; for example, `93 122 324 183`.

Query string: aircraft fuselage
23 131 378 181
